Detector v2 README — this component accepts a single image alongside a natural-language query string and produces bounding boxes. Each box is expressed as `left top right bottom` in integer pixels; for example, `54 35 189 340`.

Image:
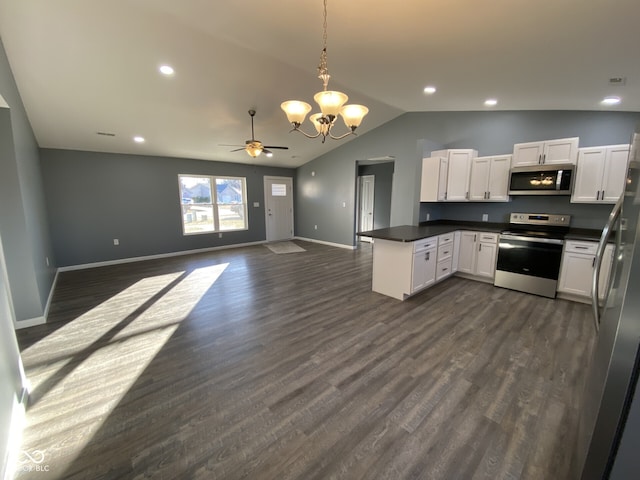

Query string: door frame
263 176 294 242
356 174 375 243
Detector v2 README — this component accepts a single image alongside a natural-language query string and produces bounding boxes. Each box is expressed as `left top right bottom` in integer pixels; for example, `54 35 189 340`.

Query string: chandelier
281 0 369 143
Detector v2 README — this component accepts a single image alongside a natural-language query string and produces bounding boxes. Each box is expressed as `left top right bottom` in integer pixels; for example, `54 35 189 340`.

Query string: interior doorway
264 176 294 242
355 161 394 244
357 175 375 242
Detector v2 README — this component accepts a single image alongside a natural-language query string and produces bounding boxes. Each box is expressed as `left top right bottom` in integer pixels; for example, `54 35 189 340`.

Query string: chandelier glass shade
281 0 368 143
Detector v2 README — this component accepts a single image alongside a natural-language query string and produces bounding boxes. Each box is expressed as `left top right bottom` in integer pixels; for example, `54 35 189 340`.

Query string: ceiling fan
221 110 289 158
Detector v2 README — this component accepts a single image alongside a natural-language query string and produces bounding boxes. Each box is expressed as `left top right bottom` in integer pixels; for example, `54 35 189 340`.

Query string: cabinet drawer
436 258 453 281
437 243 453 260
478 232 498 243
565 240 597 255
413 237 438 253
438 233 454 246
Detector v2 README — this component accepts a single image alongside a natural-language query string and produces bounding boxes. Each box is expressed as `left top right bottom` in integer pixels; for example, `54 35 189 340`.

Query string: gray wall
0 234 27 479
358 162 394 230
41 149 295 266
0 37 55 323
295 110 640 245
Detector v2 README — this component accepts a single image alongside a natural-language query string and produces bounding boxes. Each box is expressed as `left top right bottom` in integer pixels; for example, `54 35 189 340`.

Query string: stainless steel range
494 212 571 298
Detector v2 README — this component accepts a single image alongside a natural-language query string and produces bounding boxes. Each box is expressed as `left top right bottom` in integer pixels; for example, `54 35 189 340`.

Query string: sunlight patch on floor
17 263 228 478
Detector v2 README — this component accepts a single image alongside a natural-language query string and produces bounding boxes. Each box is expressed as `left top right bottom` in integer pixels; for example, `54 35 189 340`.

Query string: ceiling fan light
314 90 348 117
281 101 312 124
340 104 369 128
246 144 262 158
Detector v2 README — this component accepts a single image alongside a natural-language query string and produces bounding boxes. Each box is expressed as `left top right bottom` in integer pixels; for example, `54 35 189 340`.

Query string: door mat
265 241 306 254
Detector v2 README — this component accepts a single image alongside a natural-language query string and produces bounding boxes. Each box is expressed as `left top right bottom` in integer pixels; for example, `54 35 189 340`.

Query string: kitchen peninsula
359 222 503 300
360 220 603 301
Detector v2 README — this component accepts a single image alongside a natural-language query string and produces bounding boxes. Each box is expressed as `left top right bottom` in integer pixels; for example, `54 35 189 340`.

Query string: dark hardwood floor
15 241 595 479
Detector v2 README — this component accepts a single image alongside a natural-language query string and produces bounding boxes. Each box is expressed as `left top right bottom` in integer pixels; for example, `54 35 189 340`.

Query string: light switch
253 202 260 207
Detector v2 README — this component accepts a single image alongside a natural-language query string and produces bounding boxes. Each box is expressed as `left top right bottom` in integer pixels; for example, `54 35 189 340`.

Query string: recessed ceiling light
484 99 498 106
423 86 436 94
601 96 621 105
159 65 174 76
133 136 145 143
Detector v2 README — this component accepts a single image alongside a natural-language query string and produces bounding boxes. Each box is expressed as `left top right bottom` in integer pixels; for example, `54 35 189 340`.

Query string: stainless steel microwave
508 164 574 195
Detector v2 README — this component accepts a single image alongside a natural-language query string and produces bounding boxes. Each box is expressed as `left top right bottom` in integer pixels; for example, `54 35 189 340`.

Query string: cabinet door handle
479 243 482 252
575 246 589 250
596 191 600 201
543 153 546 164
538 154 542 164
466 191 469 200
425 251 430 261
592 257 596 268
602 190 605 199
474 234 477 242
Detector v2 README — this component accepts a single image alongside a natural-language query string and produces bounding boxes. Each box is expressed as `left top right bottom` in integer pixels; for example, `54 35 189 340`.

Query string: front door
358 175 375 242
264 176 294 242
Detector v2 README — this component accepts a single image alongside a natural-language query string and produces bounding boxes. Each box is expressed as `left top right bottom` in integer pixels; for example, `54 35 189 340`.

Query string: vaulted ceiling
1 0 639 168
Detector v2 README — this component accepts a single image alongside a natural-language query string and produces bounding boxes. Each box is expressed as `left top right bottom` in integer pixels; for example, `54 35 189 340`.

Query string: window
271 183 287 196
178 174 248 235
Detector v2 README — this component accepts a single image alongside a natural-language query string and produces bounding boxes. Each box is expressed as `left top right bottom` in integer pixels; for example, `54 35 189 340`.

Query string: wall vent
608 77 626 86
96 131 116 136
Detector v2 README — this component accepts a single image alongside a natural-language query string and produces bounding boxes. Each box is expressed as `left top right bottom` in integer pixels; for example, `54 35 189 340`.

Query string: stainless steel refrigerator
573 125 640 479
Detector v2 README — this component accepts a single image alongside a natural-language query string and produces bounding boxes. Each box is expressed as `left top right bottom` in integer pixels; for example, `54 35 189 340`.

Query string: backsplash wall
419 196 613 230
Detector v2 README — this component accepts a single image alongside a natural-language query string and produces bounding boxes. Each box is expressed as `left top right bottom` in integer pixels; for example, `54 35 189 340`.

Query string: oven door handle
499 234 564 245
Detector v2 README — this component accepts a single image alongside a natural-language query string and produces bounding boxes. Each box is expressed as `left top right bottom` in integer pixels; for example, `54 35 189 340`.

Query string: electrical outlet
113 238 119 245
314 225 318 230
482 214 489 222
253 202 259 207
426 213 430 221
342 202 346 208
219 233 223 238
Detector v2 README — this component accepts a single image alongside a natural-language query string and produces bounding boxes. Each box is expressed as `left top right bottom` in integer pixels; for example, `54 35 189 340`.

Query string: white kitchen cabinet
457 231 477 274
512 137 579 167
411 242 437 293
571 144 630 204
456 231 498 278
420 156 448 202
431 149 478 201
469 155 512 201
436 233 454 281
476 233 498 279
558 241 614 301
372 236 439 300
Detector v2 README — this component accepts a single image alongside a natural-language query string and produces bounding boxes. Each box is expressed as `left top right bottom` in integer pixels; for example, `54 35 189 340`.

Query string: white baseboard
13 316 46 330
58 241 268 272
43 269 59 318
2 394 26 480
294 237 356 250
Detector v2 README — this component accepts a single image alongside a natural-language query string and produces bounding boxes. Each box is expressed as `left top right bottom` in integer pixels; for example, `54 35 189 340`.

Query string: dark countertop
358 220 505 242
565 228 604 242
359 220 604 243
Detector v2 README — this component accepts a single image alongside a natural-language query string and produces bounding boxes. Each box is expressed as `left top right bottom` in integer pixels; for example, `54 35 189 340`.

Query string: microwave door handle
592 194 622 331
556 170 563 190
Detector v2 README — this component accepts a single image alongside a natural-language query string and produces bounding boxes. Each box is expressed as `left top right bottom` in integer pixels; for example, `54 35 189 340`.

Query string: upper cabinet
571 144 631 204
430 149 478 201
468 155 512 202
420 156 449 202
512 137 579 167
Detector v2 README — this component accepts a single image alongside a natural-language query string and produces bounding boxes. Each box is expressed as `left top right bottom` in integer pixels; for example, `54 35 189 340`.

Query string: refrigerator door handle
592 194 623 331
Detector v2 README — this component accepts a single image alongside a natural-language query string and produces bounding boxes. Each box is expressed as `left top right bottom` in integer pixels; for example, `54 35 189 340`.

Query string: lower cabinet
411 245 437 292
457 231 498 279
558 240 614 301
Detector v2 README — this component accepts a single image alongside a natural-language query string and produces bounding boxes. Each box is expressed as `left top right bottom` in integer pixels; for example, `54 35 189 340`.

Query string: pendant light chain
281 0 369 141
317 0 330 90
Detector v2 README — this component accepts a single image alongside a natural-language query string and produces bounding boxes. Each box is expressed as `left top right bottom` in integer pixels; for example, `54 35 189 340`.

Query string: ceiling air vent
96 131 116 136
608 77 626 86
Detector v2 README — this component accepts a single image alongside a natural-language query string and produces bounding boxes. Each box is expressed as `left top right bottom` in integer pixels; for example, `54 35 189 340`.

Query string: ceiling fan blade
219 144 245 147
230 148 246 152
263 146 289 150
